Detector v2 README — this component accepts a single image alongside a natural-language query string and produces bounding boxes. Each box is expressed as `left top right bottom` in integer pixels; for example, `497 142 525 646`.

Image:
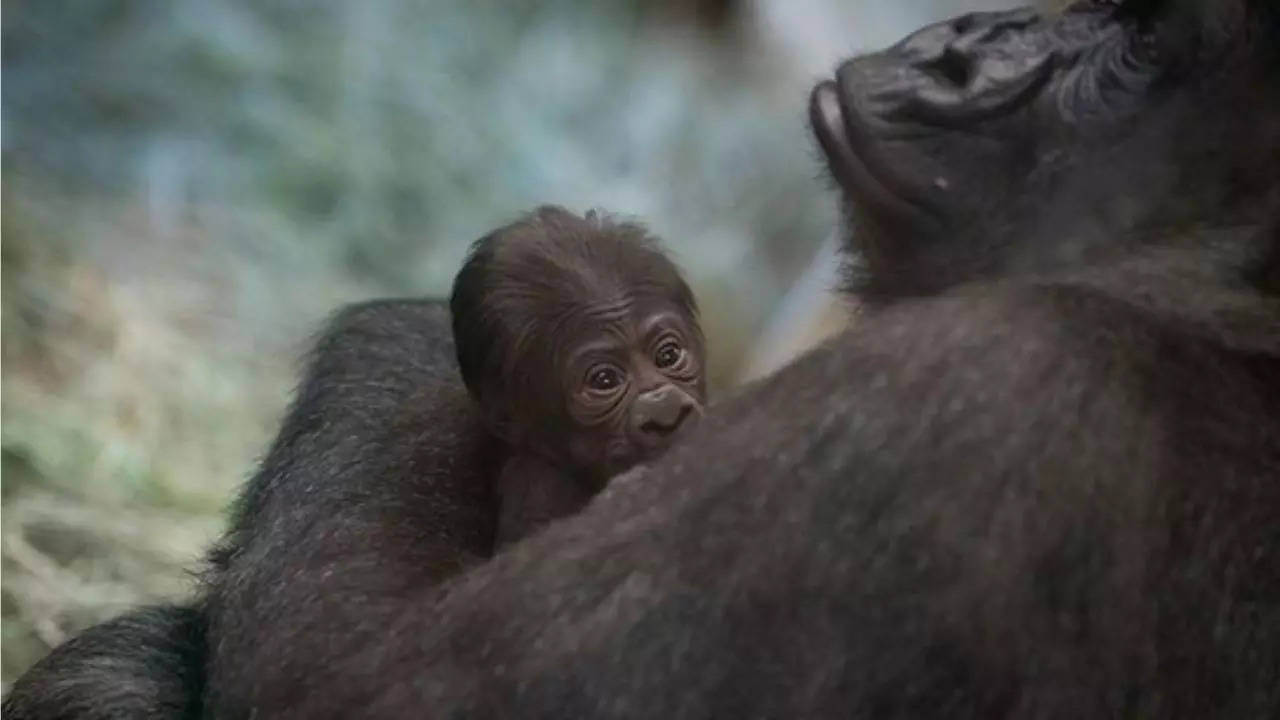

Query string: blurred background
2 0 1021 685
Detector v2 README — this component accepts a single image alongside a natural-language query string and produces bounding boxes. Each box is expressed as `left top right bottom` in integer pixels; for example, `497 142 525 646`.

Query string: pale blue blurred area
1 0 1020 685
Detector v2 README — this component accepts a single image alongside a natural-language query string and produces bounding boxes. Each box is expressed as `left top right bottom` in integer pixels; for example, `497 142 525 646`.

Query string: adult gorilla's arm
4 300 500 720
203 299 501 714
1 300 496 720
2 605 204 720
208 298 496 576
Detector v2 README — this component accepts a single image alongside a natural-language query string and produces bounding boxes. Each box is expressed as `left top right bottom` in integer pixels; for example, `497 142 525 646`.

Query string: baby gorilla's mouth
639 405 694 440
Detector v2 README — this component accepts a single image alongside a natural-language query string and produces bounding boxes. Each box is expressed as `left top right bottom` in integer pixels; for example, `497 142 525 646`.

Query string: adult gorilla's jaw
809 81 921 223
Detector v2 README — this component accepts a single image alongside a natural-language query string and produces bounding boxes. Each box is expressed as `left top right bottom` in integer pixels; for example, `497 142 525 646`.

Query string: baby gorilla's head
451 206 706 484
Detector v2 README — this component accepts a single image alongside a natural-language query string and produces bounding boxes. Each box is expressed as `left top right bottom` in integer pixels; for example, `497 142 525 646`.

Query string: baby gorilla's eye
654 341 684 369
586 365 624 392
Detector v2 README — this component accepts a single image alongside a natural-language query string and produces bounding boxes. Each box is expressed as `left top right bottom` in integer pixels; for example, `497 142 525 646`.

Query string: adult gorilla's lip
809 81 931 219
810 82 856 181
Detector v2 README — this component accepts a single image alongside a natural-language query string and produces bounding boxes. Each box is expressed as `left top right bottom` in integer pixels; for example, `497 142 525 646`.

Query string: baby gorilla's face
543 297 706 483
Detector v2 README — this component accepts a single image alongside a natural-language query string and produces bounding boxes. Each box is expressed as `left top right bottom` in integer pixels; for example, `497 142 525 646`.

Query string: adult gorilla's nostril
918 8 1042 86
925 46 972 88
634 386 696 438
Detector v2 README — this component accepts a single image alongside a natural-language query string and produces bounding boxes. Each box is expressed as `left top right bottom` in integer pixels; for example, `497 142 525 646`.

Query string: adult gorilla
7 0 1280 717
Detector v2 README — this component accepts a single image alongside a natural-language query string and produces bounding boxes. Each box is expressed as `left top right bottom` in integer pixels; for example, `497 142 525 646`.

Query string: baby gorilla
451 206 707 547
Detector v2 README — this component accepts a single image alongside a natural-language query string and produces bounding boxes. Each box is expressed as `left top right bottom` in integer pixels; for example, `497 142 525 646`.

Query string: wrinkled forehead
519 284 692 349
558 292 695 340
486 229 698 354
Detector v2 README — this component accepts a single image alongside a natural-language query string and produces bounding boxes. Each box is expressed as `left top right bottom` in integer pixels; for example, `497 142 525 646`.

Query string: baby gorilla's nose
633 385 696 441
